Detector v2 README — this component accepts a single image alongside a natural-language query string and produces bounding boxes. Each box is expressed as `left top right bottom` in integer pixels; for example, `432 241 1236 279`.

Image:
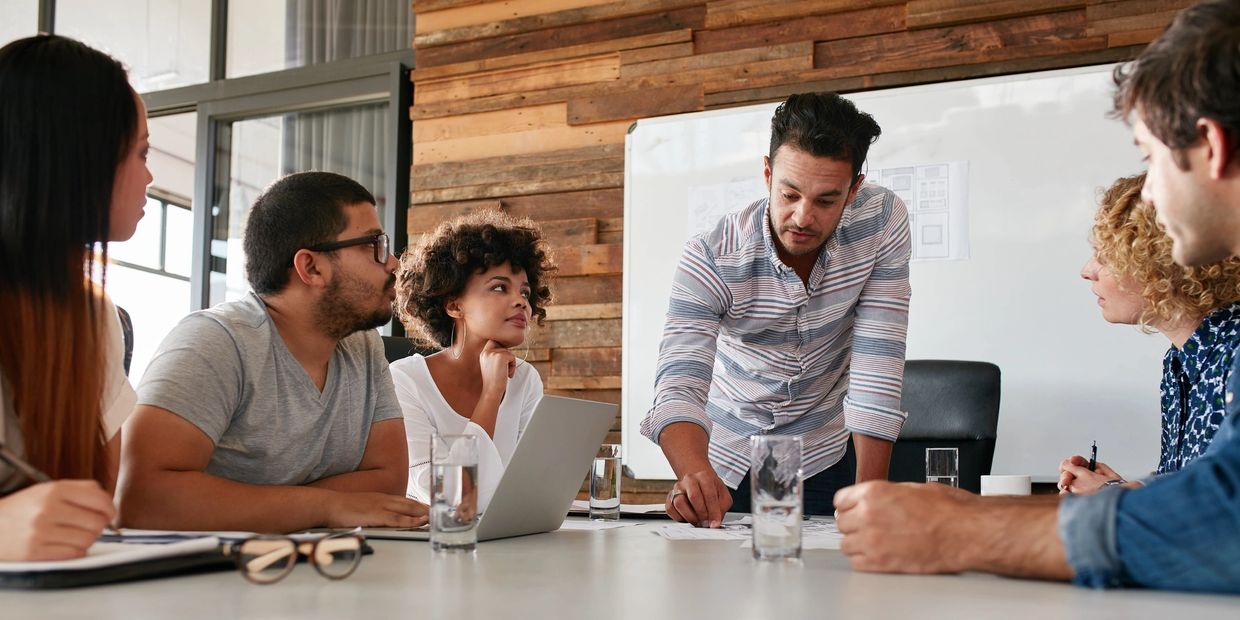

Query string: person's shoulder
513 358 543 389
693 197 768 261
852 183 904 216
390 352 431 381
191 293 271 334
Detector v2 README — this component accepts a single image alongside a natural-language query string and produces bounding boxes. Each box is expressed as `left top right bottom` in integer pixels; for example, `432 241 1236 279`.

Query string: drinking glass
749 435 803 560
590 444 622 521
925 447 960 487
431 434 479 552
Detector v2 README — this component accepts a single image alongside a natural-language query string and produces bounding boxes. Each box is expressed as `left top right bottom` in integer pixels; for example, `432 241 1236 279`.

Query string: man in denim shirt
832 0 1240 593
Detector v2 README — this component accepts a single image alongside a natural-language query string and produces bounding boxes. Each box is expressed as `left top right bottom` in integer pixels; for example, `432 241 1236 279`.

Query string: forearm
468 391 503 438
118 470 336 533
957 502 1073 580
658 422 714 478
308 465 406 495
853 434 893 482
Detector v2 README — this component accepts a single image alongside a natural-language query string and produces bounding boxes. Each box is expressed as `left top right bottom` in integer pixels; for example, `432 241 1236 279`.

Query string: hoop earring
515 323 532 366
450 321 465 360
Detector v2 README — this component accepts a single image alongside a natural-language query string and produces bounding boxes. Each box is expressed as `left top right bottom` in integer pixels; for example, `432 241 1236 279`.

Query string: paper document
569 499 666 515
653 517 843 550
558 518 635 531
0 537 221 573
109 528 342 544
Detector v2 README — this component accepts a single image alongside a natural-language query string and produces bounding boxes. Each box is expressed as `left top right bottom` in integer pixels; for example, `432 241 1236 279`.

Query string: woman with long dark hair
0 35 151 560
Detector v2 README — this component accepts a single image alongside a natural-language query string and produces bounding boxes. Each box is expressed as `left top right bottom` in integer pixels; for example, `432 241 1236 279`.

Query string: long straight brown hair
0 36 137 481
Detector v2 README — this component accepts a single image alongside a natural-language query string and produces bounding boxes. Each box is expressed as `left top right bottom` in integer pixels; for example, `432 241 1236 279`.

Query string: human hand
834 480 977 573
479 340 517 394
1058 456 1123 495
326 492 428 528
665 469 732 528
0 480 116 561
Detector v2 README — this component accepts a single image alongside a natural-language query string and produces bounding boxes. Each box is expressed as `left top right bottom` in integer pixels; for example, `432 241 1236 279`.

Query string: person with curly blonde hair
1062 172 1240 494
391 211 555 510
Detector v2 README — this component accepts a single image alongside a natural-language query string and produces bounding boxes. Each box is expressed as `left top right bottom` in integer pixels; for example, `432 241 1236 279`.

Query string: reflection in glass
227 0 412 78
56 0 210 92
212 102 390 304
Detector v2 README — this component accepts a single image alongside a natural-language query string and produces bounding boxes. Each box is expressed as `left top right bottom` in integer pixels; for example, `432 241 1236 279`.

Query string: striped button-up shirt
640 185 912 488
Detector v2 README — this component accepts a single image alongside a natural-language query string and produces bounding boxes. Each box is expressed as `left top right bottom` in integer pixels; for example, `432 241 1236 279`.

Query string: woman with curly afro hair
1061 173 1240 495
390 211 555 510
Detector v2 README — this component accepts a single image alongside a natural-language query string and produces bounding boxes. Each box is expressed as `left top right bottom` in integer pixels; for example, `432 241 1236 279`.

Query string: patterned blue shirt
640 186 912 487
1158 301 1240 473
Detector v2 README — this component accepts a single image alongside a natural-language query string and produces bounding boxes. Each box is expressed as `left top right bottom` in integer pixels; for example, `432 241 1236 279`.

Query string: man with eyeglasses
117 171 427 533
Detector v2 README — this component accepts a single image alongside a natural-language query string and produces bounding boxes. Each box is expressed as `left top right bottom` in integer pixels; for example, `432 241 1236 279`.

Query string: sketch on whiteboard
873 161 969 261
686 178 767 237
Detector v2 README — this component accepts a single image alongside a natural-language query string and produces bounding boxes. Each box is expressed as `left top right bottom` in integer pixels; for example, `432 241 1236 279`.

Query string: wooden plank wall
409 0 1189 502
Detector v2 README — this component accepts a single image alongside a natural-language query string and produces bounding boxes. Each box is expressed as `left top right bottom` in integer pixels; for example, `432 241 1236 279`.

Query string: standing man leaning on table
641 92 912 527
835 0 1240 593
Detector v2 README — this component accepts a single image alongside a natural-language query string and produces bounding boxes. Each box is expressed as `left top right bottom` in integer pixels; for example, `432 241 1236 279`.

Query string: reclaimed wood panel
416 6 706 67
695 5 906 55
617 41 695 65
621 41 811 79
415 54 621 105
414 0 489 12
408 199 502 235
906 0 1083 30
703 0 907 29
1085 0 1194 36
413 120 631 165
545 376 622 390
415 0 612 35
813 10 1105 80
544 302 623 321
503 188 623 221
416 0 703 48
554 243 623 277
568 83 702 125
412 162 623 203
413 103 567 143
551 347 622 376
528 318 621 348
412 30 693 81
414 144 623 188
529 218 599 246
598 217 623 244
551 275 622 305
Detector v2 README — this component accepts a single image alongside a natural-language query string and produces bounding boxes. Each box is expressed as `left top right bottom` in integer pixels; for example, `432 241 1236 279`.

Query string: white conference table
4 518 1237 619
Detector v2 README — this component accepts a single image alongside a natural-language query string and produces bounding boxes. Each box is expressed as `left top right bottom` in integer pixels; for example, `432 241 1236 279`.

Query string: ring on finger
668 488 685 501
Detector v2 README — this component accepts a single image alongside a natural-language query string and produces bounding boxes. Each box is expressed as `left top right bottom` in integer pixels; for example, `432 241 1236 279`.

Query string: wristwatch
1102 479 1127 487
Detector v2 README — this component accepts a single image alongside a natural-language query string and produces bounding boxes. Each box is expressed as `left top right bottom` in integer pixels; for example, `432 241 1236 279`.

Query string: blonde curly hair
1093 172 1240 330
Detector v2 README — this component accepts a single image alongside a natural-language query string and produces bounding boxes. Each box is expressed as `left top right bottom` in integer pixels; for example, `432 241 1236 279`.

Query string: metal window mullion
384 61 412 337
209 0 227 82
158 199 168 272
37 0 54 34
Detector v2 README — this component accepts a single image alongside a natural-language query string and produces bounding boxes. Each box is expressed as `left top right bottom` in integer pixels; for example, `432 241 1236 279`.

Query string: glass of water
925 447 959 488
590 444 622 521
431 434 479 552
749 435 803 560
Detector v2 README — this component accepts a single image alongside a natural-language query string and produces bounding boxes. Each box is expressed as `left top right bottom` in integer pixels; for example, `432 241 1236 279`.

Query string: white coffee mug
980 474 1032 496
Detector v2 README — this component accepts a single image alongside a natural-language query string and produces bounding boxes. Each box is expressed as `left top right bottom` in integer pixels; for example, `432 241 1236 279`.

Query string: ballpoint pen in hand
1088 440 1097 472
0 440 121 535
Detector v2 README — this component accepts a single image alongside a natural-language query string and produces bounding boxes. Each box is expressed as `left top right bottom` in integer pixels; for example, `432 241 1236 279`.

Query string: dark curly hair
769 92 881 183
396 211 555 348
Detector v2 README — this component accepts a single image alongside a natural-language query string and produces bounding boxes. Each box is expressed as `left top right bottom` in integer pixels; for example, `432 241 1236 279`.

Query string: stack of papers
652 517 843 550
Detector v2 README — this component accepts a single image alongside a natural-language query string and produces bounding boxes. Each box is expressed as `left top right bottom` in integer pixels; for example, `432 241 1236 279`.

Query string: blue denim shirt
1058 353 1240 592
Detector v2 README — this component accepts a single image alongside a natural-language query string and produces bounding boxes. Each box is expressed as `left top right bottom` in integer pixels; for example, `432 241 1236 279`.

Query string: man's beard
316 273 395 340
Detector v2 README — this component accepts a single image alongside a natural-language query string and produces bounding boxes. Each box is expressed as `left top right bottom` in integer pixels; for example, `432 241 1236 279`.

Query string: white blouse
391 354 543 512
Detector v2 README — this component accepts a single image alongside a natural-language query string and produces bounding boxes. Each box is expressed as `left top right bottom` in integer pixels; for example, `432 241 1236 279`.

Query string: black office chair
888 360 1001 493
117 305 134 377
381 335 438 364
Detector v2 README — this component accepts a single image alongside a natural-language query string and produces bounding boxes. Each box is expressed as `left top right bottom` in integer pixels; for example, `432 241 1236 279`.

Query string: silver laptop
364 395 616 542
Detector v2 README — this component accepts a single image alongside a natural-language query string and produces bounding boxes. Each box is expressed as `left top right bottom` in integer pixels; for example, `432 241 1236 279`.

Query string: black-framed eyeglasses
225 531 365 585
306 233 390 264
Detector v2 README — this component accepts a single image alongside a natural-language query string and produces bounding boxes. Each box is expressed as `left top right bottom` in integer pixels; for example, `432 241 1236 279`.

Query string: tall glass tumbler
749 435 803 560
590 444 622 521
431 434 479 552
925 447 960 488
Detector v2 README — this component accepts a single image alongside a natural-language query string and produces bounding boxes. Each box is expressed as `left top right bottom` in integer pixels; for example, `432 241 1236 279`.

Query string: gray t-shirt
136 292 401 486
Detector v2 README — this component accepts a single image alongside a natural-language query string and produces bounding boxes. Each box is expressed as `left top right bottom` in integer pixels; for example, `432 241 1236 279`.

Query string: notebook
0 537 230 589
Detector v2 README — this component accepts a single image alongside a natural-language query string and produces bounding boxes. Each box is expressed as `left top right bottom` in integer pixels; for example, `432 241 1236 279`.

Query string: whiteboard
623 65 1166 482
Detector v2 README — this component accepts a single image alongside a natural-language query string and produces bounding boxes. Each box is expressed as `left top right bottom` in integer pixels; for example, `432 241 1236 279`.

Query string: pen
1088 440 1097 472
0 440 121 535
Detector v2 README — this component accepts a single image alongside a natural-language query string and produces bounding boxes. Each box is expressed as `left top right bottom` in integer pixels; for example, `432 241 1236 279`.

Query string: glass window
210 101 390 304
0 0 38 47
103 110 197 380
56 0 210 92
226 0 412 78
